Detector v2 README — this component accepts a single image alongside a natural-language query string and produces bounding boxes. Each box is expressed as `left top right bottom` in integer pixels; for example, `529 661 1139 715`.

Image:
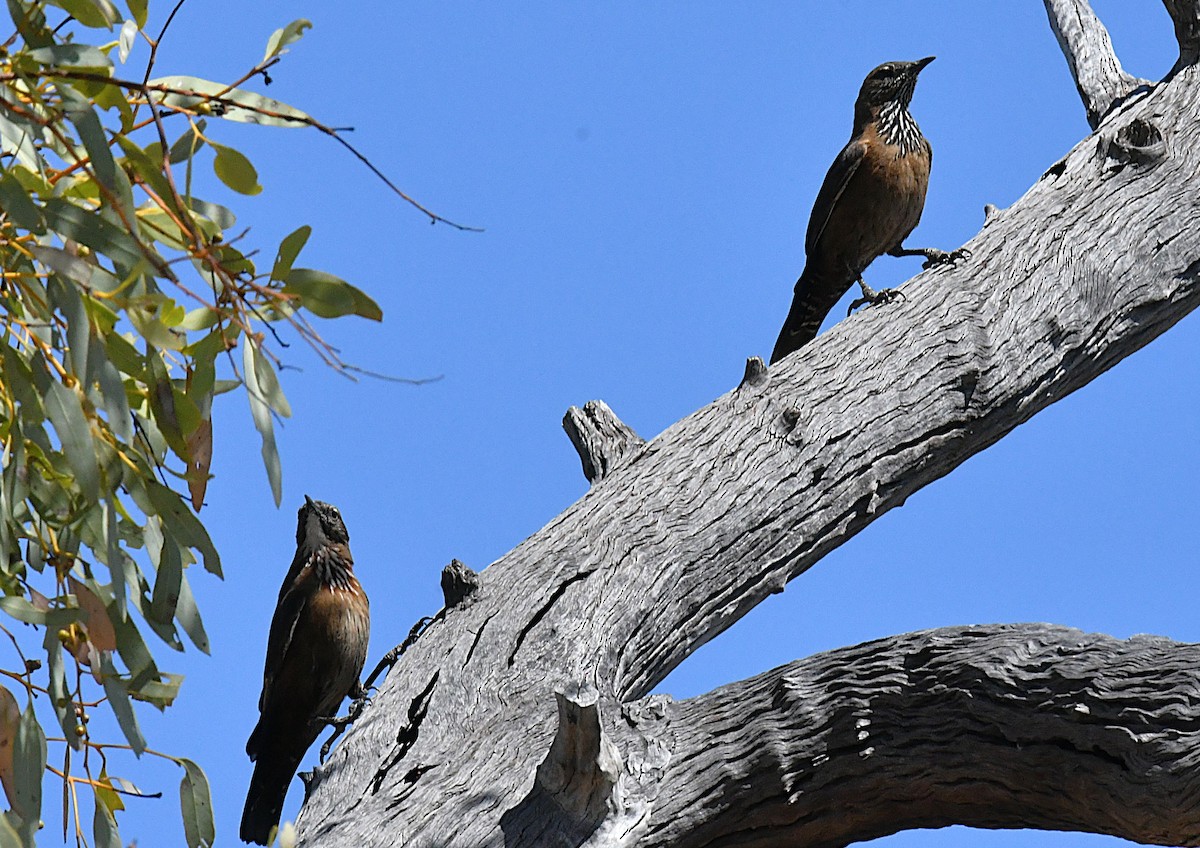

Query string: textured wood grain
1163 0 1200 72
563 400 646 484
294 29 1200 848
641 625 1200 848
1043 0 1149 127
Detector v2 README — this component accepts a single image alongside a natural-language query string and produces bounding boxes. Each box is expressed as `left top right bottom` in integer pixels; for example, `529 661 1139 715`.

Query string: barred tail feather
770 269 844 364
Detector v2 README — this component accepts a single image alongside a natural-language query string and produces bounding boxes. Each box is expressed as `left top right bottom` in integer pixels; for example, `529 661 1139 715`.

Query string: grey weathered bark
296 3 1200 846
1042 0 1149 127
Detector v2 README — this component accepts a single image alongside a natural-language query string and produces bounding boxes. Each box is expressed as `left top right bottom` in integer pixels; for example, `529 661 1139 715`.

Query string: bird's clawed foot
319 693 370 762
920 246 971 270
847 281 906 316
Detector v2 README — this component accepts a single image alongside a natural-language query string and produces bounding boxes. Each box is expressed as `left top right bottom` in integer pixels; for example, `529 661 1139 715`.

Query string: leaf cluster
0 1 383 844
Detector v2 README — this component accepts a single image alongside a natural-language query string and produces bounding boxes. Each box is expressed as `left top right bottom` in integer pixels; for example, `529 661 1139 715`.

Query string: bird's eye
877 66 897 78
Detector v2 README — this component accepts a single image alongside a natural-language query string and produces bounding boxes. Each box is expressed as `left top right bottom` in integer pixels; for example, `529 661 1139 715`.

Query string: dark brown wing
805 136 867 258
247 570 309 759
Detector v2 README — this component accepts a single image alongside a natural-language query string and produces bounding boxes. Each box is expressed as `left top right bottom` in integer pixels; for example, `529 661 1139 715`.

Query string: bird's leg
847 276 905 316
888 243 971 270
317 615 437 763
318 695 369 762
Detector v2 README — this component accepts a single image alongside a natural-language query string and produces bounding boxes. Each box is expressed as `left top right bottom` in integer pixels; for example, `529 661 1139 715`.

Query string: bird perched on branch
241 496 370 845
771 56 964 364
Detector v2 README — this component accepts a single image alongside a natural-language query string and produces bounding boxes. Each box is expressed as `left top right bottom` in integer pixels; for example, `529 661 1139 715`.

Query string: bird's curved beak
913 56 936 73
304 494 316 509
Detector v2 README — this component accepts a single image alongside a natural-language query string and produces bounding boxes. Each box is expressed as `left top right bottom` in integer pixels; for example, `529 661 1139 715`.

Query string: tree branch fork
296 2 1200 845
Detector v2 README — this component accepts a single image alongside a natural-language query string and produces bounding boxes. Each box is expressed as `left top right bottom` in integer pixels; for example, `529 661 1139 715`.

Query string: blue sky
72 2 1198 845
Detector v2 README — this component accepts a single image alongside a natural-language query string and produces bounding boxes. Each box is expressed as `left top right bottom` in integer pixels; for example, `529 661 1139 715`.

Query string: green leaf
147 75 312 127
95 350 133 443
166 119 206 164
144 480 220 577
186 196 235 231
92 786 122 848
12 701 45 845
47 276 90 381
242 338 282 506
130 672 181 708
263 18 312 61
0 812 23 848
30 244 121 294
104 498 126 619
0 596 79 628
178 758 215 848
174 571 209 653
125 0 146 27
41 198 153 274
270 225 310 281
26 43 113 68
0 111 42 171
284 268 383 321
99 653 145 754
148 526 182 627
0 171 42 232
210 143 262 195
55 0 121 28
43 380 101 500
42 628 80 748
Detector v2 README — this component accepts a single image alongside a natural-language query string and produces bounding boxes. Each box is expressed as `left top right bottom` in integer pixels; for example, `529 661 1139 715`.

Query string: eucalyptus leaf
269 224 310 281
178 758 215 848
56 0 121 29
26 43 112 68
148 75 311 127
263 18 312 61
11 702 45 844
43 380 101 500
99 654 145 754
0 172 41 232
210 143 262 196
243 338 283 506
93 794 122 848
284 268 383 321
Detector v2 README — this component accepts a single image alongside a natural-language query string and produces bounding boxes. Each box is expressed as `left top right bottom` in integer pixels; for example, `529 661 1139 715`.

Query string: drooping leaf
99 653 145 755
42 381 101 500
0 172 42 232
263 19 312 61
178 758 214 848
185 418 212 510
92 786 123 848
42 628 80 748
242 338 283 506
11 702 45 844
0 685 19 810
70 577 117 651
0 112 41 171
144 481 220 577
174 571 209 653
103 498 127 619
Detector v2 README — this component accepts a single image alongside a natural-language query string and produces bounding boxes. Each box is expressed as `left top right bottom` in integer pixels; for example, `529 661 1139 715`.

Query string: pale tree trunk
296 2 1200 845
